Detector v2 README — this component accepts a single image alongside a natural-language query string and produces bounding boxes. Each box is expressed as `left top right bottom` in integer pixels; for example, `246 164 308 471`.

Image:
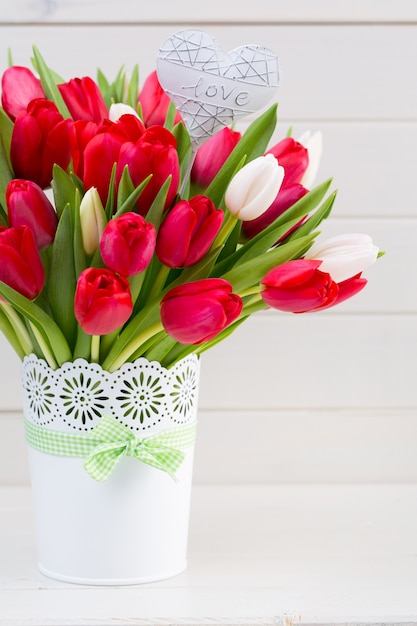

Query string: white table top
1 484 417 625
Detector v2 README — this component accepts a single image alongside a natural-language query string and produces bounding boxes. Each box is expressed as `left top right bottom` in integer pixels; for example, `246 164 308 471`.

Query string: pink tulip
6 179 58 249
261 259 339 313
156 195 223 267
74 267 133 335
58 76 108 123
191 127 241 188
160 278 243 344
138 70 182 127
1 66 45 121
100 212 156 276
10 99 72 189
0 225 45 299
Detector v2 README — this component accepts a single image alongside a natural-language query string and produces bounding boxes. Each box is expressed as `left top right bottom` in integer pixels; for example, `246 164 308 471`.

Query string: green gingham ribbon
24 416 197 482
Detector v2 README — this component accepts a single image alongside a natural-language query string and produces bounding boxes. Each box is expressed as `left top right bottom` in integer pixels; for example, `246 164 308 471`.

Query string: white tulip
225 154 284 221
109 102 140 122
298 130 323 189
305 233 379 283
79 188 107 255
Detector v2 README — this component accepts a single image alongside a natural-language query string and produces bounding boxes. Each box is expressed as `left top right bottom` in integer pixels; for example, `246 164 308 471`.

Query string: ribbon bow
24 416 197 482
83 416 193 481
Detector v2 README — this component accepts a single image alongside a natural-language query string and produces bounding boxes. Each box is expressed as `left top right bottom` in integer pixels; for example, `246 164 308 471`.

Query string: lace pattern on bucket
22 354 200 434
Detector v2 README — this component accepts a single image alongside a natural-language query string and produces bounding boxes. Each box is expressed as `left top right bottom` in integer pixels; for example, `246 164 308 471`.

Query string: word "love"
182 76 251 107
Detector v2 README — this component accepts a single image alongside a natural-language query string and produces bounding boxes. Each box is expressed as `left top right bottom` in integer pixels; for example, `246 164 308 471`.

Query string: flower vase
21 353 200 585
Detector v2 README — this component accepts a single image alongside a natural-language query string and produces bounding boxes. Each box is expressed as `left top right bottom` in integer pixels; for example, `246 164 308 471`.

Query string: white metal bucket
22 353 200 585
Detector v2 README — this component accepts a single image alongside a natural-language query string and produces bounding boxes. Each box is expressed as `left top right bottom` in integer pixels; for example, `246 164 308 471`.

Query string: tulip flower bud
298 130 323 189
74 267 133 335
109 103 140 122
156 195 223 268
225 154 284 221
100 212 156 276
191 127 241 189
161 278 243 344
267 137 309 187
1 66 45 121
0 225 45 300
79 187 107 255
261 259 339 313
10 99 72 189
304 233 379 283
138 70 182 127
58 76 108 123
6 179 58 249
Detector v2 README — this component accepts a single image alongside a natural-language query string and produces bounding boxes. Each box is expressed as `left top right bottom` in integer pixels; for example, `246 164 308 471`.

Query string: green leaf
47 205 77 348
222 233 318 293
0 306 26 360
32 46 71 118
51 164 80 218
113 175 152 218
116 165 135 211
72 188 87 277
145 176 171 230
284 191 337 243
205 103 278 205
0 130 13 211
126 64 139 108
0 282 72 365
105 164 117 219
0 107 13 166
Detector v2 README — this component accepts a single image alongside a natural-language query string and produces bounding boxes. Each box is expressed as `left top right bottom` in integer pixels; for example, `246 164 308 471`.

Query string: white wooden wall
0 1 416 485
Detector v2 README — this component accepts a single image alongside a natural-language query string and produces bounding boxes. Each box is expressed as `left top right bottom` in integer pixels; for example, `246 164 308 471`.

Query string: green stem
147 265 171 301
91 335 100 363
0 302 33 355
29 322 58 369
128 271 146 304
106 321 164 373
239 285 262 298
212 212 238 249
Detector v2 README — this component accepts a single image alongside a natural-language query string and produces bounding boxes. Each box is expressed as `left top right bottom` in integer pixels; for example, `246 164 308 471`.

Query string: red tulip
100 212 156 276
58 76 108 123
10 99 72 189
267 137 309 187
6 179 58 249
83 129 125 205
191 127 241 188
326 273 367 309
1 66 45 121
74 267 133 335
156 195 223 268
0 225 45 299
70 120 99 179
160 278 243 344
115 125 180 215
138 71 182 127
261 259 339 313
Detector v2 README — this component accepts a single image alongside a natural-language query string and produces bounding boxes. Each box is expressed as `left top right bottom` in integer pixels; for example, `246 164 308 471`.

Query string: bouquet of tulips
0 47 380 373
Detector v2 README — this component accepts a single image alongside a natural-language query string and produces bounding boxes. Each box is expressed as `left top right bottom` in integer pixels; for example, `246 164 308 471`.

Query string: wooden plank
2 407 417 485
0 25 415 120
2 0 417 24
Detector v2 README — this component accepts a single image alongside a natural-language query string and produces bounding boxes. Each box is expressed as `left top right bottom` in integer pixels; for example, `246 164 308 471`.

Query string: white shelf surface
1 484 417 625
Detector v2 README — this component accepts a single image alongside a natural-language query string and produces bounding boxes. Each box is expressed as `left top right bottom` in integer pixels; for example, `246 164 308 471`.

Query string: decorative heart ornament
156 30 280 146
